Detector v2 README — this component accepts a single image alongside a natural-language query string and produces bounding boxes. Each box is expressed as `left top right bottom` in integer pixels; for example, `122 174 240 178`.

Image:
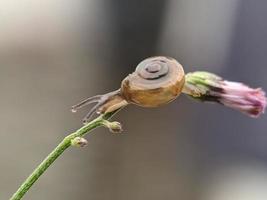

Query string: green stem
9 111 116 200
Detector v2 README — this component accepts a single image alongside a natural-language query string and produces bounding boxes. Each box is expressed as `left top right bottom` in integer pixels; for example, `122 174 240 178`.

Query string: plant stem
9 111 116 200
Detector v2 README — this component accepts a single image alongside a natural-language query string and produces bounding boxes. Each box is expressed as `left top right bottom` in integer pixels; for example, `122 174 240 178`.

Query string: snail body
72 56 185 123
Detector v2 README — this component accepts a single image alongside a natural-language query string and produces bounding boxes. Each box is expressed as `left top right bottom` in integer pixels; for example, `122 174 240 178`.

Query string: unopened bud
102 120 123 133
71 137 88 147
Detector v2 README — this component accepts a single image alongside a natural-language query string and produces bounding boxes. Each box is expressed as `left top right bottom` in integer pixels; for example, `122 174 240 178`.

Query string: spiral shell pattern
121 56 185 107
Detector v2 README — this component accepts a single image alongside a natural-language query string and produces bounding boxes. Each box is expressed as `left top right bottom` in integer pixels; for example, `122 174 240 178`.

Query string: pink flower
218 81 266 117
184 72 267 117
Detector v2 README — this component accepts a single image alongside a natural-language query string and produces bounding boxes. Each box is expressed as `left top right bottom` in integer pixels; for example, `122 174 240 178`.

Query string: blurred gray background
1 0 267 199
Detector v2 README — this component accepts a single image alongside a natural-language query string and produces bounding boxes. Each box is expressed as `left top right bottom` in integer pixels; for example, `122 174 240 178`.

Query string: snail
72 56 185 123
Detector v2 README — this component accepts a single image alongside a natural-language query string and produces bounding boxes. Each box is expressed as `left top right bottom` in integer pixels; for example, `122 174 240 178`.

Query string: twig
9 111 118 200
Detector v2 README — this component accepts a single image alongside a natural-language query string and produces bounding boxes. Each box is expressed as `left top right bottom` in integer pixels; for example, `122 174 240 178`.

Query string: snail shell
121 56 185 107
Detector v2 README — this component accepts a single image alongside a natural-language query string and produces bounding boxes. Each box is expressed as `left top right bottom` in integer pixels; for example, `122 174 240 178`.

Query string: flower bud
101 120 123 133
71 137 88 147
183 71 266 117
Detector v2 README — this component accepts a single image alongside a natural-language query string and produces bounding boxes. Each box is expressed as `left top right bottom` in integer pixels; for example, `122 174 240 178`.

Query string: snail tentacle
71 95 102 112
72 89 127 123
82 102 103 123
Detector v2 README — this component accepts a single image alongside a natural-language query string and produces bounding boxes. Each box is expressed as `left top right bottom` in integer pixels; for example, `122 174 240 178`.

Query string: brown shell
121 56 185 107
